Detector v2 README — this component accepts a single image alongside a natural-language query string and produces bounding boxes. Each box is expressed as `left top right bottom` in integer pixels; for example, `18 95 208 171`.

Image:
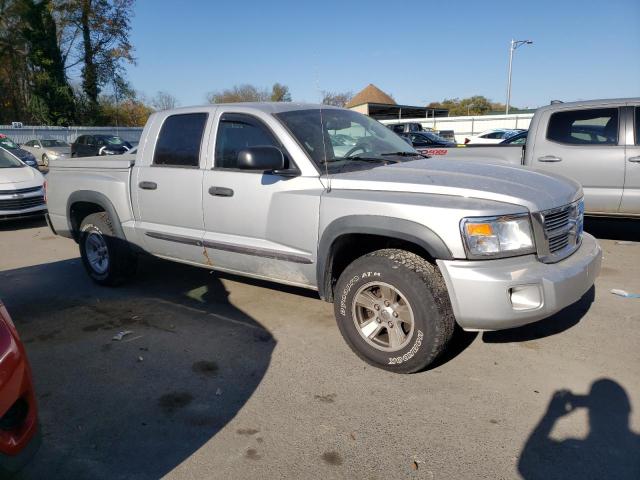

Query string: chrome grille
533 199 584 263
0 196 45 211
0 186 42 195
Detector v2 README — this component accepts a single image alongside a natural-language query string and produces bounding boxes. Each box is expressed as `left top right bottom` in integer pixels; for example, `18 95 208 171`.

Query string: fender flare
317 215 453 301
66 190 126 242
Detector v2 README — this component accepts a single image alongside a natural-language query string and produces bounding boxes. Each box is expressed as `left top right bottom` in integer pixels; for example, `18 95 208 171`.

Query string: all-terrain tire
79 212 137 286
334 249 455 373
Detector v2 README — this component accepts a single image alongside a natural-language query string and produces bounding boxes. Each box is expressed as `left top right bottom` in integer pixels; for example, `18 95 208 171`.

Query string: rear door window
153 113 208 167
547 108 619 145
635 107 640 145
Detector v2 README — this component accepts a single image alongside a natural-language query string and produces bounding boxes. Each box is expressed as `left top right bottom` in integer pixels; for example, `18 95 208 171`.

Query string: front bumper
437 232 601 331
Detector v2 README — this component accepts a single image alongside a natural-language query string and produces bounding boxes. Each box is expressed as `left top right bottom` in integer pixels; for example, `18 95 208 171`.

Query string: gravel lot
0 216 638 480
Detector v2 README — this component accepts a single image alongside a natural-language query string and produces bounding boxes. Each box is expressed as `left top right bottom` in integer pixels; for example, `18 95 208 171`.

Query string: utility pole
506 39 533 115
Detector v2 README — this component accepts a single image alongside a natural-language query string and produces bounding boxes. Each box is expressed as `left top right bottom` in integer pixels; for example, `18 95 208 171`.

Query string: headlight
461 214 535 259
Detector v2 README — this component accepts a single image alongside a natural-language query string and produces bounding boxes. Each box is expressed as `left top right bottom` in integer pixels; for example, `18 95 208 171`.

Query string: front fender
317 215 452 300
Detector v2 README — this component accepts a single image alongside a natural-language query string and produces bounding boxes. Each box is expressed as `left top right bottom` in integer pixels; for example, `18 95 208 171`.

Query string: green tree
21 0 76 124
0 0 30 123
428 95 517 116
58 0 135 122
270 82 291 102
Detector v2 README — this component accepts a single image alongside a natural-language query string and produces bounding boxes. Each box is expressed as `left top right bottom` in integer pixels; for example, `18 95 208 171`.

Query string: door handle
139 181 157 190
208 186 234 197
538 155 562 162
629 156 640 163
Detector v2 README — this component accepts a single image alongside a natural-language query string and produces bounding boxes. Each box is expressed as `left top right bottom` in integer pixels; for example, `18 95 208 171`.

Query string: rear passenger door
132 111 211 265
533 107 625 214
619 105 640 214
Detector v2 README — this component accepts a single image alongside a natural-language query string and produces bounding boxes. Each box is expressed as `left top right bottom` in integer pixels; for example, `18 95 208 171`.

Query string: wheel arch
67 191 125 242
317 216 453 302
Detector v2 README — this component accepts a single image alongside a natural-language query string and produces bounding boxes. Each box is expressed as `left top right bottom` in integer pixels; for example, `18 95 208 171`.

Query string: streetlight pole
506 39 533 115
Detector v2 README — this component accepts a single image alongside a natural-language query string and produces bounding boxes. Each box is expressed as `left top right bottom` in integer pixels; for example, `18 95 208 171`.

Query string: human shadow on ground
482 286 595 344
518 378 640 480
1 255 275 480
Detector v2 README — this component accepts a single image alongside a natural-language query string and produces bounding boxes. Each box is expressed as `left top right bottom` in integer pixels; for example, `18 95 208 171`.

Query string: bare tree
321 90 352 107
207 84 268 104
207 83 292 104
151 91 178 111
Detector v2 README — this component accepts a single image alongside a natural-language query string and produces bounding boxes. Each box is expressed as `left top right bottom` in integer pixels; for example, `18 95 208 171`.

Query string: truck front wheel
334 249 455 373
79 212 137 286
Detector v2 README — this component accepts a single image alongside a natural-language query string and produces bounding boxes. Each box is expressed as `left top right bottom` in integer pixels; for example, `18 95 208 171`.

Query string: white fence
381 113 534 143
0 125 143 144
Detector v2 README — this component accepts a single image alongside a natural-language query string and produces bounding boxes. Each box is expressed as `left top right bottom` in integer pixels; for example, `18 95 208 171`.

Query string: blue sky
127 0 640 108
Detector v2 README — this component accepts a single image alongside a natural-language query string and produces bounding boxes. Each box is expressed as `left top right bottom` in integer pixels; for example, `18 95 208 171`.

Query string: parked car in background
0 135 38 169
500 130 528 144
21 139 70 168
71 135 132 157
0 300 40 474
437 130 456 144
0 148 46 220
463 128 523 144
421 98 640 216
399 131 456 152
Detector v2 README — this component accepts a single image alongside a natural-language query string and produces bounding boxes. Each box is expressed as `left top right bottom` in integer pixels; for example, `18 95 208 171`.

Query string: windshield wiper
381 151 428 158
342 155 400 164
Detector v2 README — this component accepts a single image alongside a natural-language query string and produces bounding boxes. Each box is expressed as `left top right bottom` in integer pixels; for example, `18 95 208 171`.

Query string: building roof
346 84 396 108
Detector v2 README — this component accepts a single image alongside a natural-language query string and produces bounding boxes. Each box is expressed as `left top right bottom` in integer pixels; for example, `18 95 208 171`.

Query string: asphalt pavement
0 216 638 479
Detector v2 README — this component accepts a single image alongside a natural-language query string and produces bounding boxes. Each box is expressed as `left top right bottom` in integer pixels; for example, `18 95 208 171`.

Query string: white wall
381 113 534 143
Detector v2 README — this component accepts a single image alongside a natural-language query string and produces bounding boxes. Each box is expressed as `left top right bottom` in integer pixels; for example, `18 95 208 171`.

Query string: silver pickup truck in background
45 103 601 373
430 98 640 216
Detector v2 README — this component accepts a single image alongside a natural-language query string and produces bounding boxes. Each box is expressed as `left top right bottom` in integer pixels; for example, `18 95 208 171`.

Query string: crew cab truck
45 104 602 373
434 98 640 216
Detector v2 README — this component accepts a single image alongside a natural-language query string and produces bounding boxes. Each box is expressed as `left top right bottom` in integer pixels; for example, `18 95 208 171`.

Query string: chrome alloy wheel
85 231 109 274
351 281 415 352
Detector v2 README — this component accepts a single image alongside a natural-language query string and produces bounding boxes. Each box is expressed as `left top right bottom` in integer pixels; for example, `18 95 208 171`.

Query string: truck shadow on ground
584 217 639 241
1 256 275 480
0 215 47 232
518 378 640 479
482 286 595 343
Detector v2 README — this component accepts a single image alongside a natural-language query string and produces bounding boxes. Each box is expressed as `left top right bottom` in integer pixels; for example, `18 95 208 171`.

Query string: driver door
201 111 322 288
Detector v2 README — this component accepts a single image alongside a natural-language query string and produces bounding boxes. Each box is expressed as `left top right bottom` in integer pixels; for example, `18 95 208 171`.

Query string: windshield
0 148 25 168
0 137 19 149
276 108 419 172
41 139 69 147
103 136 127 146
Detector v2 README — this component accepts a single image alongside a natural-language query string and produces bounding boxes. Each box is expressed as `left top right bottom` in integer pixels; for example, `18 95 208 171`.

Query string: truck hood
329 157 582 213
0 165 43 186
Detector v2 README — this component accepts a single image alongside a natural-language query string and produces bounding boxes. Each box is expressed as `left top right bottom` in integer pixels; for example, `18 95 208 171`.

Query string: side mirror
237 146 285 171
34 144 40 149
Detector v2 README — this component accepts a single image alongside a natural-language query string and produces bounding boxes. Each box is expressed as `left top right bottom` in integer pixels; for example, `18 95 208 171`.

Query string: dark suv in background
71 135 132 157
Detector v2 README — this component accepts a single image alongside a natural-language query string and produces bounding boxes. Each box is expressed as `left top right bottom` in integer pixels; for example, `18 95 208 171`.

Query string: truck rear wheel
334 249 455 373
79 212 137 286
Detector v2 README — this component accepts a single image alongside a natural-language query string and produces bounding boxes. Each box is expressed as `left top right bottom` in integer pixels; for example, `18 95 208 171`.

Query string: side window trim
152 112 209 168
213 112 294 172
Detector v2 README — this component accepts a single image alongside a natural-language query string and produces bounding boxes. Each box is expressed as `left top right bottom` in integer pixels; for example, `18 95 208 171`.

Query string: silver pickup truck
432 98 640 216
45 103 601 373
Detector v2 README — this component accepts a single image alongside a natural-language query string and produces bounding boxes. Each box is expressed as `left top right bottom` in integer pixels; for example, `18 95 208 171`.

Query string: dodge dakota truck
427 98 640 217
45 103 601 373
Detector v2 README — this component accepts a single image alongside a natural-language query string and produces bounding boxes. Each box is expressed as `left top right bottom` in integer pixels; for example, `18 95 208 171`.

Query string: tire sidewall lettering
388 330 423 365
